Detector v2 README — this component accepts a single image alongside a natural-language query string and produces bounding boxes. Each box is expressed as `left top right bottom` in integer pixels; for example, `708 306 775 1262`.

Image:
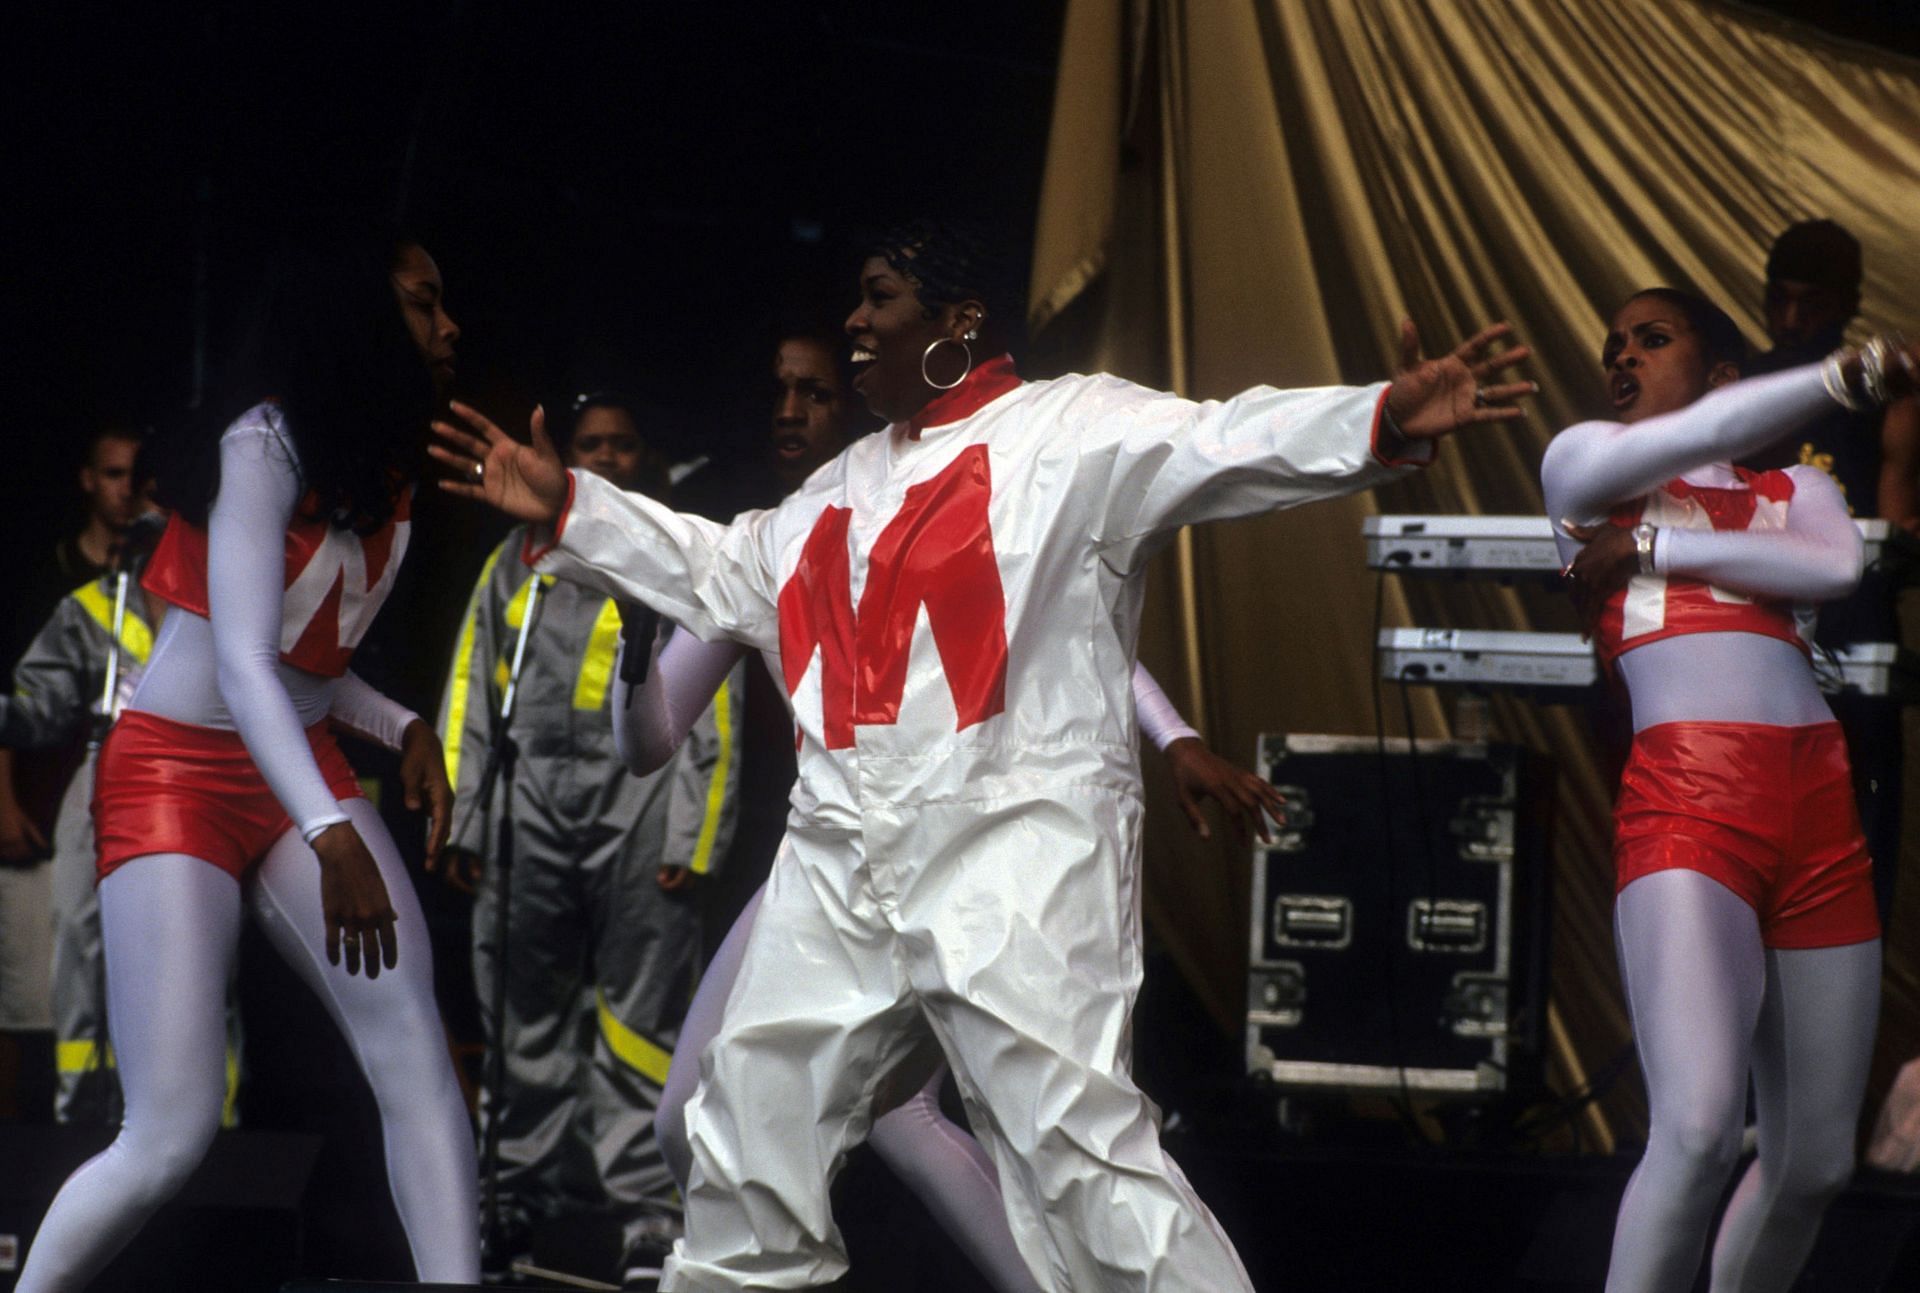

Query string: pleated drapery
1029 0 1920 1143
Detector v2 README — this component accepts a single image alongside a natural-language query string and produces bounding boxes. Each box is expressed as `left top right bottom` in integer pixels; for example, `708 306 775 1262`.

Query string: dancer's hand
1561 521 1639 639
1384 320 1536 439
657 864 693 893
432 847 484 894
398 719 453 868
431 402 570 526
313 822 400 978
1166 737 1287 843
0 798 47 866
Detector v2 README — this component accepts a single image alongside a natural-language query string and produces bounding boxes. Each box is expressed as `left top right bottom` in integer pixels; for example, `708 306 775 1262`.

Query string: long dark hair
159 230 436 533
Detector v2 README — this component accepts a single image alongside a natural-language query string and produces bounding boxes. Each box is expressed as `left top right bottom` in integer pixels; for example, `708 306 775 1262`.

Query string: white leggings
1606 870 1879 1293
18 799 479 1291
657 884 1041 1293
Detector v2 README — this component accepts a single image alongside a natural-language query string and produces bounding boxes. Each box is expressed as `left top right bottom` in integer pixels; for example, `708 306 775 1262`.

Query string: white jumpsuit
528 364 1417 1290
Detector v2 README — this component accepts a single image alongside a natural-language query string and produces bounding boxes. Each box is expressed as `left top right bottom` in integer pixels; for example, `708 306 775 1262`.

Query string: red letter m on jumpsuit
778 445 1008 749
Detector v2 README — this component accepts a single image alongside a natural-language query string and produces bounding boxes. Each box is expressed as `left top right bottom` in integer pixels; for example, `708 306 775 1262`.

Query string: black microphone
116 511 169 574
616 600 661 687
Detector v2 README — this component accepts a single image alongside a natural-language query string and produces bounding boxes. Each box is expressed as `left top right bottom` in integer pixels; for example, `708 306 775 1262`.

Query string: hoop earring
921 337 973 391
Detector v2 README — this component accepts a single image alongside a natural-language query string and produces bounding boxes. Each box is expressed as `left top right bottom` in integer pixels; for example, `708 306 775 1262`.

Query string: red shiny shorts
1614 720 1878 949
93 710 364 881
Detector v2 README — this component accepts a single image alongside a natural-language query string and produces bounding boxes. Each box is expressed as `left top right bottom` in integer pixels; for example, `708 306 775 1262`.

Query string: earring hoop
921 337 973 391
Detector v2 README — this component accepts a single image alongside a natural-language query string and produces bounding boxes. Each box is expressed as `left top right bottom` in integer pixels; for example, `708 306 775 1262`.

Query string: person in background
0 456 168 1125
0 424 146 1119
1741 218 1919 917
436 389 739 1284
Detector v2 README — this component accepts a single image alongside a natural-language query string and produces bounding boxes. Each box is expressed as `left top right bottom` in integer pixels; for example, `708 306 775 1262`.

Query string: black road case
1247 734 1553 1096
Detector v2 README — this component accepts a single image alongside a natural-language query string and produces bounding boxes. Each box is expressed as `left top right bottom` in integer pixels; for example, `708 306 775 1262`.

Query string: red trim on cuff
1368 387 1432 469
521 471 577 566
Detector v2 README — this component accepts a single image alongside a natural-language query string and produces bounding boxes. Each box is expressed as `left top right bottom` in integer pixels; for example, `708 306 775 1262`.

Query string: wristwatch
1632 522 1658 575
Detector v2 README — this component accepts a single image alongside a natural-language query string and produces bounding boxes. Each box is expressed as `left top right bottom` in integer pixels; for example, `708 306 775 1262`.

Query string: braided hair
868 218 1025 350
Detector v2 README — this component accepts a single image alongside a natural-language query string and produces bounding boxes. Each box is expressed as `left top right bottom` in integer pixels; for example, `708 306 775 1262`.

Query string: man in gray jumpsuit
438 391 740 1269
0 563 155 1123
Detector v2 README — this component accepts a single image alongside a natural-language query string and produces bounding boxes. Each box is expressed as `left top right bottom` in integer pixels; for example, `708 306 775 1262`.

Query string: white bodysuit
18 414 478 1291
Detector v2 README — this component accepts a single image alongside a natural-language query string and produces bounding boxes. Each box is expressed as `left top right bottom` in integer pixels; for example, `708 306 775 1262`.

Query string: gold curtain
1029 0 1920 1141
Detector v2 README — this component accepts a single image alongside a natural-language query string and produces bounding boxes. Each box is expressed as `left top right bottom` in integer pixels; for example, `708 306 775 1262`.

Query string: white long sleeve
1541 365 1837 533
1654 465 1862 603
531 472 783 653
329 670 421 753
204 424 351 841
612 627 748 777
1130 662 1198 751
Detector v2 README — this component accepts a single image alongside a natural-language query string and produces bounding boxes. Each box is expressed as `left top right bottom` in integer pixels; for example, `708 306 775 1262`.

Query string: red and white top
1592 467 1813 670
1541 365 1862 733
128 405 419 842
146 473 412 678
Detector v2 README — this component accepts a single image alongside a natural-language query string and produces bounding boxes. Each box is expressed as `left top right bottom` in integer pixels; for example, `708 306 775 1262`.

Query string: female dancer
17 233 480 1290
433 218 1526 1291
1545 288 1918 1291
612 324 1283 1292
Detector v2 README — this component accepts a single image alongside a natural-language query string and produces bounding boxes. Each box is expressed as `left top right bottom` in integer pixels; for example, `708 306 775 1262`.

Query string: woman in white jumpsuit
611 325 1284 1293
433 220 1532 1291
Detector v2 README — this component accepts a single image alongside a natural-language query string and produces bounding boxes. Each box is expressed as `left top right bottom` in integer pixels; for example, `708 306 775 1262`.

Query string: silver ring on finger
471 460 485 482
1473 386 1489 408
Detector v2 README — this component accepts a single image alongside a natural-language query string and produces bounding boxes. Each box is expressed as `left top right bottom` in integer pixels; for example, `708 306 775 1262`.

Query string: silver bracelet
1862 338 1890 407
1822 348 1875 412
1633 522 1658 575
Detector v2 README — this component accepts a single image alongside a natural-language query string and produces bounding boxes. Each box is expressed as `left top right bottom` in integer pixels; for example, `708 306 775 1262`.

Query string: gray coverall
439 531 739 1239
0 574 161 1123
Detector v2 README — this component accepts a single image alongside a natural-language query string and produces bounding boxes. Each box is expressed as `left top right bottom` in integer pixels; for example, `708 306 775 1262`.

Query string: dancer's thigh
97 855 243 1127
1751 940 1881 1149
1615 870 1767 1127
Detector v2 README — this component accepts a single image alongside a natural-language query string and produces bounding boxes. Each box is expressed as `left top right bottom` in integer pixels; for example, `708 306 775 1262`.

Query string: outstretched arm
1544 365 1863 527
431 403 782 651
1085 321 1532 568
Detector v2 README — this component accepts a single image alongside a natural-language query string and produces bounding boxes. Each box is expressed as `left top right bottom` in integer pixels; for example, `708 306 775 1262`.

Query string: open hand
1166 737 1287 843
430 401 570 526
398 719 453 869
312 822 399 978
1384 320 1536 439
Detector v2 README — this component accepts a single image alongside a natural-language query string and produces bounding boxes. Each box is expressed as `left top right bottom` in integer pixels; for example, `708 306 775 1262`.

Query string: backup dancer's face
844 256 973 425
391 243 460 398
770 337 848 488
568 406 653 494
1600 297 1733 425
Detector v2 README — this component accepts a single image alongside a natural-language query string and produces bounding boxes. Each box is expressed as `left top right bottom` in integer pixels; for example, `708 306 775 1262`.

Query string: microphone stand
477 574 546 1261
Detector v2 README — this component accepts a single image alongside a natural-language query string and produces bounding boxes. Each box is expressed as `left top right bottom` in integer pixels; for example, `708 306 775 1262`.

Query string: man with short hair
0 426 145 1115
1745 218 1919 913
